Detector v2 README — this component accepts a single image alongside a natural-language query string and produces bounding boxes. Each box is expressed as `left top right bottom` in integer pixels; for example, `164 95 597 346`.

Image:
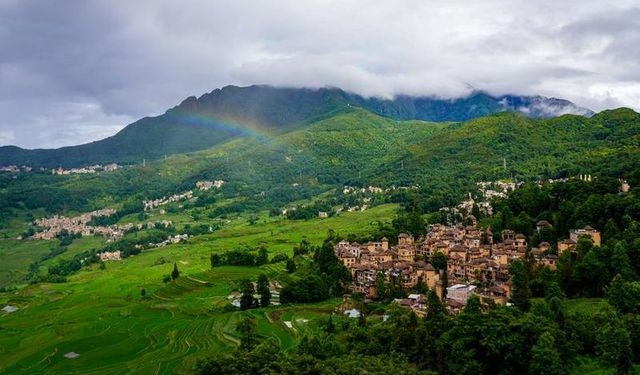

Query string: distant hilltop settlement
335 224 601 315
22 179 226 241
25 208 173 242
52 163 120 175
143 180 224 211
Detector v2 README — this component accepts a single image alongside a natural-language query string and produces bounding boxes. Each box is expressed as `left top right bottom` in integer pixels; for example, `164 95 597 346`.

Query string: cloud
0 0 639 148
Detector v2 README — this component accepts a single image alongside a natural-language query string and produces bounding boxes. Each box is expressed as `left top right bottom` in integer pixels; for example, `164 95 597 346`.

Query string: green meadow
0 204 397 374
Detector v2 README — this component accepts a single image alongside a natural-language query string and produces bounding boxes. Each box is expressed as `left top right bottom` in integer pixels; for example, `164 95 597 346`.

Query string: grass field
0 204 397 374
0 239 54 287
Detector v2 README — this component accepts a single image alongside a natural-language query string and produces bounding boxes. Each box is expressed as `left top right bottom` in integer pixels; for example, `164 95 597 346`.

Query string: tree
544 280 565 302
431 252 447 272
575 237 594 260
375 271 387 300
421 290 449 372
509 260 531 311
171 263 180 280
325 315 335 334
240 279 255 310
415 277 428 294
256 246 269 266
257 274 271 307
611 242 633 280
140 288 146 297
597 323 633 375
607 275 640 314
236 316 258 351
443 295 485 374
210 253 222 268
573 250 605 297
286 258 297 273
529 332 564 375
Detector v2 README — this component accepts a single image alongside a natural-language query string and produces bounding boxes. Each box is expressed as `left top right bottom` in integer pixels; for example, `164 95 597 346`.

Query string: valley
0 204 397 374
1 90 639 374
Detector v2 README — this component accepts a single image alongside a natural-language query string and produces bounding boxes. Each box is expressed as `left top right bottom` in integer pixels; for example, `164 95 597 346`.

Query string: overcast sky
1 0 639 148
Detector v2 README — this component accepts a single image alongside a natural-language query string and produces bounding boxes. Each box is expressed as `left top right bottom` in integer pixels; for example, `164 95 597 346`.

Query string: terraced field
0 204 395 374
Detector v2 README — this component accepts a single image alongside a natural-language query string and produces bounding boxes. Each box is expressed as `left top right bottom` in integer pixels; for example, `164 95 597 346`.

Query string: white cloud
0 130 15 145
0 0 639 148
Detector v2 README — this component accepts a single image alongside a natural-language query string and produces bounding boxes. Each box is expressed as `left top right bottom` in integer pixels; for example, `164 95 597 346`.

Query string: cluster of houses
441 181 521 220
147 234 189 248
336 223 601 315
29 209 173 243
30 209 118 240
557 225 602 252
340 185 419 212
52 163 119 175
342 185 385 194
227 280 282 307
143 191 193 211
99 251 122 261
196 180 225 190
0 165 32 173
443 175 624 226
143 180 224 212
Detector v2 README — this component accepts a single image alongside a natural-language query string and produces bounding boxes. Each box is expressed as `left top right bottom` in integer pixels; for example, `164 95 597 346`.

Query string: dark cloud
0 0 639 148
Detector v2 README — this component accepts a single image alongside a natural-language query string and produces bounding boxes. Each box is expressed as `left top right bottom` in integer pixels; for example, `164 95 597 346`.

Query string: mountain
0 85 593 167
6 107 635 219
176 106 638 191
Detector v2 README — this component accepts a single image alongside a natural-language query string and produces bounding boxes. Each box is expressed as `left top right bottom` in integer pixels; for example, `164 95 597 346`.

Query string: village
24 179 227 242
26 208 174 243
52 163 120 175
29 209 118 240
143 180 225 211
0 163 123 175
335 223 601 316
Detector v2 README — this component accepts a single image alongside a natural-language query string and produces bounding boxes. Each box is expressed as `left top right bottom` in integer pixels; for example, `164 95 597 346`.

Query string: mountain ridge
0 85 594 167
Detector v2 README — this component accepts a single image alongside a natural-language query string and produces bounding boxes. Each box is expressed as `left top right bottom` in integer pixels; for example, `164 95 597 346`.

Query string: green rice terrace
0 204 397 374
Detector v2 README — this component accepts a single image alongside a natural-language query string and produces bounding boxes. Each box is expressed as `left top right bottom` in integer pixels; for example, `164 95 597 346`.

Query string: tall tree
509 260 531 311
285 258 297 273
240 279 255 310
210 253 222 268
573 250 605 297
529 332 564 375
325 315 335 334
597 323 633 375
607 275 640 315
257 274 271 307
236 316 258 351
611 241 633 280
375 271 387 300
421 290 449 372
431 252 447 272
171 262 180 280
256 246 269 266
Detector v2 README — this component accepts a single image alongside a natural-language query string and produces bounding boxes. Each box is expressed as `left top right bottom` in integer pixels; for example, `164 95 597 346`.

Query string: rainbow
164 110 278 143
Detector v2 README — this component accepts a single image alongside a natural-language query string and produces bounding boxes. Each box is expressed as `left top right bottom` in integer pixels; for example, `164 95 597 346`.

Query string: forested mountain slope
1 107 637 220
0 86 592 167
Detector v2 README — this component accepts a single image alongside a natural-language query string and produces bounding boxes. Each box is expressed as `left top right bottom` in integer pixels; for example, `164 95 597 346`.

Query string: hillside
1 108 640 374
0 86 592 167
372 107 640 184
2 107 638 227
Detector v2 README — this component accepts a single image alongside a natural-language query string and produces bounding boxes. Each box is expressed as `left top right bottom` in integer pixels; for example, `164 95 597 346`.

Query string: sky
1 0 639 149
